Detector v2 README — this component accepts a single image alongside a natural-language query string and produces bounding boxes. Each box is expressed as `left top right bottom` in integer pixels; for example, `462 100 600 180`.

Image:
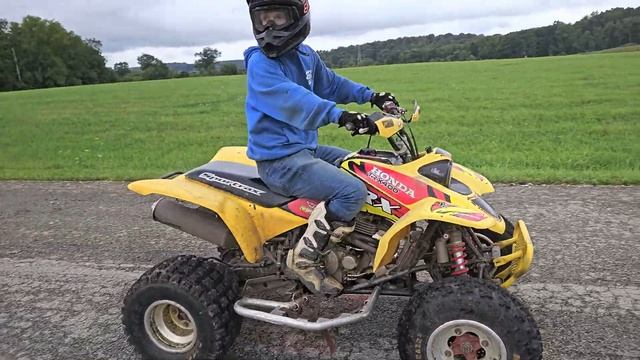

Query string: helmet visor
251 6 297 32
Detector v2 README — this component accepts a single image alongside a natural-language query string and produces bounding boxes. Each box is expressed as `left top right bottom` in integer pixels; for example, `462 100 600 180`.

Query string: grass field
1 51 639 184
594 43 640 53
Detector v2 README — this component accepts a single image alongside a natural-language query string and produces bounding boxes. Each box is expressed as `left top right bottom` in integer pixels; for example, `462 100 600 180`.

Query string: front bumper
493 220 535 288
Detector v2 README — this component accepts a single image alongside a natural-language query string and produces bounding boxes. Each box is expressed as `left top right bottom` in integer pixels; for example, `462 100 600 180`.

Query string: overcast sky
5 0 640 66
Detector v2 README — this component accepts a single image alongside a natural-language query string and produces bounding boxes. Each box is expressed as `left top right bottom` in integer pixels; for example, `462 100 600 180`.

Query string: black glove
370 92 399 110
338 111 378 136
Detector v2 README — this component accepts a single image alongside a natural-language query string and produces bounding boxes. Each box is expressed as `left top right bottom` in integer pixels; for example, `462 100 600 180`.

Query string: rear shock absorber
447 231 469 276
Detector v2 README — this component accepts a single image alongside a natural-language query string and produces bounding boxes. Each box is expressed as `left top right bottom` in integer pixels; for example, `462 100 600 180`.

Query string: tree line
318 7 640 68
1 7 638 91
0 16 114 91
0 16 238 92
113 48 240 83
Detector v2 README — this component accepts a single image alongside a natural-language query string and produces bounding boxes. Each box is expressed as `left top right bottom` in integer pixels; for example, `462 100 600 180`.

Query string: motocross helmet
247 0 311 58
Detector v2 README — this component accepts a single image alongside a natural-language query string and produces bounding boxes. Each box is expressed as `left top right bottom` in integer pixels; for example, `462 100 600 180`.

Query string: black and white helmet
247 0 311 58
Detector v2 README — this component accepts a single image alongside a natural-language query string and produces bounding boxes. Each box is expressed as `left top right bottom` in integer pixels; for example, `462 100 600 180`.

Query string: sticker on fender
366 190 408 218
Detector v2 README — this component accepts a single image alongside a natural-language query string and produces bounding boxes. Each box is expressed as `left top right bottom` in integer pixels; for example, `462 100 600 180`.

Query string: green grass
1 52 639 184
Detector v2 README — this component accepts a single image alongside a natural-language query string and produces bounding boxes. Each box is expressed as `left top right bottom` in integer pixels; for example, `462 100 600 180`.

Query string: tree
0 16 111 91
317 7 640 68
113 62 130 77
84 38 102 52
194 47 221 75
143 64 170 80
137 54 159 71
626 16 640 44
218 63 238 76
0 18 19 90
137 53 170 80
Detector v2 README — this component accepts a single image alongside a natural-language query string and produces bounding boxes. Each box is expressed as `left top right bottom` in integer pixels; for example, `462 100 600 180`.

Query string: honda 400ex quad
122 102 542 360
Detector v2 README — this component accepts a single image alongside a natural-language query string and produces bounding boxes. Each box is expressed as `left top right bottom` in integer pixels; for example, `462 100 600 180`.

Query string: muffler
151 198 237 249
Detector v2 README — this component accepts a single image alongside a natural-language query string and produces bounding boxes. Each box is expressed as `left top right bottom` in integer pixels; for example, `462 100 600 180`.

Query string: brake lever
345 122 364 136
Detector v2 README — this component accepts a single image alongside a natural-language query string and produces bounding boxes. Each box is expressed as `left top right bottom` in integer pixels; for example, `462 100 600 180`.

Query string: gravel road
0 182 639 360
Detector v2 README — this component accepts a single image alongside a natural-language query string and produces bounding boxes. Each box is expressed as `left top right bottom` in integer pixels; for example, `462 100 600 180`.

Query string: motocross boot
287 202 355 296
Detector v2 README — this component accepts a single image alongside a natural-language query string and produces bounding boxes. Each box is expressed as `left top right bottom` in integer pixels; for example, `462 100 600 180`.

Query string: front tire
397 277 542 360
122 255 241 360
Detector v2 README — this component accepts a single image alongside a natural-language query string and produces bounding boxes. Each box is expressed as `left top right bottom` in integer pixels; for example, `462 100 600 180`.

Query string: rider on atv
245 0 398 295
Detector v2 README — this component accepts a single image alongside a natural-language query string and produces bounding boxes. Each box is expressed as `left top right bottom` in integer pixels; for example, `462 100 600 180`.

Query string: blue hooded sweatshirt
244 44 375 161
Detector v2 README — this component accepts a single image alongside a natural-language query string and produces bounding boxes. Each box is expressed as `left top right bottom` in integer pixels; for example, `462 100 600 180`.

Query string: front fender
373 197 498 272
451 163 494 196
128 175 306 263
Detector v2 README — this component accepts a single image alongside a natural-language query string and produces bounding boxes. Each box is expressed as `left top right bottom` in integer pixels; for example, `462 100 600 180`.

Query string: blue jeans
256 146 367 221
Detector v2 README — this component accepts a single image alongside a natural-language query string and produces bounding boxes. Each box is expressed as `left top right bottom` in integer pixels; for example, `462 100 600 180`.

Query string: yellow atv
122 102 542 360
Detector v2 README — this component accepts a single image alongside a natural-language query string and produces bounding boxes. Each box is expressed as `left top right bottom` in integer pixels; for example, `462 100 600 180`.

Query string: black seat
186 161 294 208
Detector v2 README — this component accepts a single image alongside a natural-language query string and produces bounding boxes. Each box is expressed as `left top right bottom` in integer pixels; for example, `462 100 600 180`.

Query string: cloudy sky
5 0 640 66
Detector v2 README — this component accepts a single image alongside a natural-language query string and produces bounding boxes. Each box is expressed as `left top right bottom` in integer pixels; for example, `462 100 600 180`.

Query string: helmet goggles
250 6 298 32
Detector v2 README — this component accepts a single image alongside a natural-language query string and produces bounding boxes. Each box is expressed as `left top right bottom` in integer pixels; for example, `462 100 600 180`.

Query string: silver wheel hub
144 300 197 353
426 319 507 360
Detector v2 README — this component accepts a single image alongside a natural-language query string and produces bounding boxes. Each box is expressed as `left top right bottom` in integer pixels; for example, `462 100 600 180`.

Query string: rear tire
397 277 542 360
122 255 241 360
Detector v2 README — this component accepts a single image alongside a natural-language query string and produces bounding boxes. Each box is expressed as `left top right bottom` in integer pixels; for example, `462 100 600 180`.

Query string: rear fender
129 175 306 263
373 197 498 272
210 146 256 166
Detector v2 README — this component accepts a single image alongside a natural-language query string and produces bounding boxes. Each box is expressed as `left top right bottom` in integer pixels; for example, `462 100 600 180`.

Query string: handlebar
343 101 420 161
382 101 406 117
380 101 420 163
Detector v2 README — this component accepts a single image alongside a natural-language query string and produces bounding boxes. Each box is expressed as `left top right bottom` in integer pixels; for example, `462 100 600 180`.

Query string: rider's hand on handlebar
371 92 399 111
338 111 378 136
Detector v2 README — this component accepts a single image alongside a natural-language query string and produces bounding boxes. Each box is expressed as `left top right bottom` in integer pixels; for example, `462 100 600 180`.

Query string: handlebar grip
383 101 399 115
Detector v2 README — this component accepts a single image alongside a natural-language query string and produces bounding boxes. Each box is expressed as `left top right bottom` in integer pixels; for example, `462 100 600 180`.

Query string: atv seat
186 161 294 208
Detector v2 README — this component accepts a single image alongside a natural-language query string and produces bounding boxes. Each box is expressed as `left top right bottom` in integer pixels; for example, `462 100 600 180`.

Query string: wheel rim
426 319 507 360
143 300 197 353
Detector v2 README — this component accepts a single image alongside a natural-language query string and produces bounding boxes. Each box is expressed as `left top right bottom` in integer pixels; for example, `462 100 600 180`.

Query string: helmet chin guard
247 0 311 58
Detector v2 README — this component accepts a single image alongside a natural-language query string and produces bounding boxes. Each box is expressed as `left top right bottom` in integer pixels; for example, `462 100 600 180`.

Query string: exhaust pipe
151 198 237 249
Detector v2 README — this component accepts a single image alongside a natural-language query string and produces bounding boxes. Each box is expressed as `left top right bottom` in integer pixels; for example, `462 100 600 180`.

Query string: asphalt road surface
0 182 639 360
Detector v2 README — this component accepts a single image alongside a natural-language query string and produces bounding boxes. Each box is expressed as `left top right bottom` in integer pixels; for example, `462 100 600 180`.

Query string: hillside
319 7 640 67
595 43 640 53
